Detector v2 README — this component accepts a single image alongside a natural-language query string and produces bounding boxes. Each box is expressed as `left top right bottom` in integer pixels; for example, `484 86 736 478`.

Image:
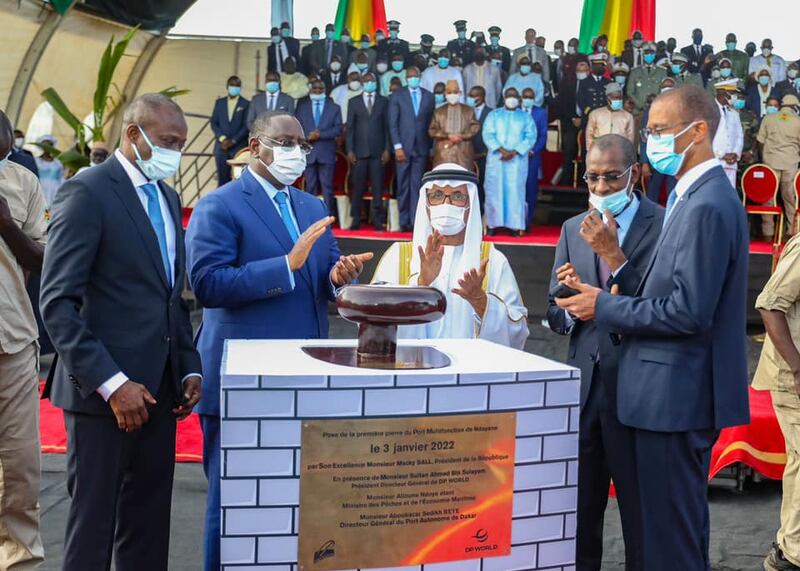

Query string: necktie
596 255 612 291
269 95 275 110
327 40 333 64
140 183 172 284
663 189 678 227
314 101 321 127
411 89 419 116
274 191 299 242
528 47 533 63
367 94 373 114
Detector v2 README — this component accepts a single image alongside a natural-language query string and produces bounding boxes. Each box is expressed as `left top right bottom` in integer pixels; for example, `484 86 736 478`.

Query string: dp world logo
472 529 489 543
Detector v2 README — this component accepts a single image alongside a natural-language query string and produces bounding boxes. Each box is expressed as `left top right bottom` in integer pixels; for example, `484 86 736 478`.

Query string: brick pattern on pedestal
221 361 579 571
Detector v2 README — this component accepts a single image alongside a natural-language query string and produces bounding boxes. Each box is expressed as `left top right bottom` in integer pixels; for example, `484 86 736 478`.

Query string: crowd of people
3 15 800 571
210 20 800 240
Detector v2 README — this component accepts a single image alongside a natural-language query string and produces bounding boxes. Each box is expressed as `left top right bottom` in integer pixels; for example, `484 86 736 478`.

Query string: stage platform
335 226 774 326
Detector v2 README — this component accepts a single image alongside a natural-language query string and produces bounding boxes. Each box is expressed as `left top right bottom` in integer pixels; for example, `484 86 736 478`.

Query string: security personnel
670 52 703 88
447 20 475 66
736 85 760 176
578 53 612 125
382 20 410 64
626 42 666 113
408 34 436 68
715 33 750 83
487 26 511 73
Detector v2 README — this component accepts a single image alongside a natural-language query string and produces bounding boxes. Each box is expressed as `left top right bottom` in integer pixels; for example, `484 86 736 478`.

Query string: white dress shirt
673 157 720 201
98 150 197 401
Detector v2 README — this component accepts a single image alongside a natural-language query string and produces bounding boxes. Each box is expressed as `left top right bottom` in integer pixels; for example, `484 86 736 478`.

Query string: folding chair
741 163 782 270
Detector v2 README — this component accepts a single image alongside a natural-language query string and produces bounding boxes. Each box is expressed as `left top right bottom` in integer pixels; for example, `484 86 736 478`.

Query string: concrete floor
37 317 780 570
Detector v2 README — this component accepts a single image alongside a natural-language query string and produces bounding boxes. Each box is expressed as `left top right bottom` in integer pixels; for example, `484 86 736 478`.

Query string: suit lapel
571 217 601 288
290 188 318 294
619 194 654 260
107 156 170 290
159 181 183 295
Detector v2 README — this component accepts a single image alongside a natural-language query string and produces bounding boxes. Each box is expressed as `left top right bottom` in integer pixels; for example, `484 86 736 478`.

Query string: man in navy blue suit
295 78 342 217
557 85 750 570
388 65 434 230
210 75 250 186
185 111 372 571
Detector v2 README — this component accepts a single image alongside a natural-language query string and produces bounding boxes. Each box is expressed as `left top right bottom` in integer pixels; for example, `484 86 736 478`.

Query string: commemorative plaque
298 413 516 570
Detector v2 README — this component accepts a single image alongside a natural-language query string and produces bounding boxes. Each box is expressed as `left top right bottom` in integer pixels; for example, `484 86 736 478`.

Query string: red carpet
333 227 773 255
40 382 203 462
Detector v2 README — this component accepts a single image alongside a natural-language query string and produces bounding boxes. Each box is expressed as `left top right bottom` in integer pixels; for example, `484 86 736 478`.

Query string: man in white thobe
371 163 529 349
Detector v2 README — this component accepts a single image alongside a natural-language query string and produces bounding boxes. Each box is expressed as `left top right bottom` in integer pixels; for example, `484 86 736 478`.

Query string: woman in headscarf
370 163 529 349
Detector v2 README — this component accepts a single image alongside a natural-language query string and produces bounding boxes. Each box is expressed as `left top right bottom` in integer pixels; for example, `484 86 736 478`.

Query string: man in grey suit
511 28 550 83
40 94 202 571
557 86 750 570
246 72 295 131
548 134 664 570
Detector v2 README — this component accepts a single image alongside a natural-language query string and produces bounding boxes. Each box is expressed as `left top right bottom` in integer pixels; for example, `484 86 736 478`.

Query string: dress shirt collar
674 157 719 199
474 103 485 118
248 166 290 202
363 91 375 103
114 149 149 187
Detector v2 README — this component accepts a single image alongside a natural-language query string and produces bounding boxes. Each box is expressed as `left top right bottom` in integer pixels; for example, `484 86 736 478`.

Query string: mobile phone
552 283 580 299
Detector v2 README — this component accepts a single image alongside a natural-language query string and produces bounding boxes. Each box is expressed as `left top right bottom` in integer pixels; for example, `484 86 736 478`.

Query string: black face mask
592 65 605 76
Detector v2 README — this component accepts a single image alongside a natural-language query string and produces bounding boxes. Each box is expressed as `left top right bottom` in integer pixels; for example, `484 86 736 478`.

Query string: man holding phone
546 134 663 570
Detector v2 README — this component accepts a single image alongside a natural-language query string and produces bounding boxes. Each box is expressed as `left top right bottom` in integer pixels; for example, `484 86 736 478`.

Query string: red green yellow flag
578 0 656 55
50 0 74 15
334 0 388 41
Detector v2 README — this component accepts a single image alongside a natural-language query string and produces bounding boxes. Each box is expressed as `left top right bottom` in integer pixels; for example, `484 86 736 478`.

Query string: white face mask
349 80 362 91
762 48 772 57
330 61 341 72
567 45 577 54
14 137 25 149
445 93 460 105
376 62 388 73
259 140 307 186
429 204 467 235
504 97 519 109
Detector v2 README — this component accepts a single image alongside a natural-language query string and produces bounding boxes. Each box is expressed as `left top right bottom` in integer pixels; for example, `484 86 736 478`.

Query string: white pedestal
220 339 580 571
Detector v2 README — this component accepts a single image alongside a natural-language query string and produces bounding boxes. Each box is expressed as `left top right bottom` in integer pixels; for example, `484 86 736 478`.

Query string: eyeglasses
259 137 313 155
642 121 692 141
583 165 633 185
427 189 469 207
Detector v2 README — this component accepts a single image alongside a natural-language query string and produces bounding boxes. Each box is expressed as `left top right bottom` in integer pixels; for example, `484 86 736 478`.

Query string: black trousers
633 427 719 571
561 122 581 186
577 365 643 571
351 157 385 229
214 144 234 187
395 153 427 228
62 377 177 571
304 161 336 217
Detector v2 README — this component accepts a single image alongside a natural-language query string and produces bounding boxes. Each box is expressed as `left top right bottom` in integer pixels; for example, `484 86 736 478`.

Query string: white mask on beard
429 203 467 235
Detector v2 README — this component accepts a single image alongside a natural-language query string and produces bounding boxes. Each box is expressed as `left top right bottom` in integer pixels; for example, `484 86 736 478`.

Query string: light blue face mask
435 93 446 105
671 64 682 75
720 68 732 78
392 60 404 72
520 64 532 75
615 75 626 85
733 99 746 110
643 53 656 64
438 57 450 69
521 97 535 109
610 99 624 111
311 34 320 42
766 106 779 115
646 121 696 176
132 126 182 181
407 76 421 89
588 166 634 216
794 78 800 89
310 93 326 102
759 75 771 86
281 28 291 38
227 85 241 97
357 62 369 72
363 81 377 93
326 31 335 41
266 81 280 94
726 42 736 51
466 96 477 107
490 36 500 46
0 150 11 170
361 41 371 50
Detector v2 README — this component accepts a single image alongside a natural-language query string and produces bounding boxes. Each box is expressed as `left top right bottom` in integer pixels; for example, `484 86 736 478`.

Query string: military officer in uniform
488 26 512 73
381 20 409 65
612 61 630 93
736 84 760 191
715 33 750 83
626 42 666 114
409 34 436 69
447 20 475 67
670 53 704 88
579 54 612 121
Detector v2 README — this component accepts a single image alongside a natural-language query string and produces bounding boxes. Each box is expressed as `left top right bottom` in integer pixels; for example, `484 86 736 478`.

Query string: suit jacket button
163 335 171 342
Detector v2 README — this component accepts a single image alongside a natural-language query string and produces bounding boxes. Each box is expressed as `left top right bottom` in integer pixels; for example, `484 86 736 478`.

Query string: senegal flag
578 0 656 55
334 0 387 41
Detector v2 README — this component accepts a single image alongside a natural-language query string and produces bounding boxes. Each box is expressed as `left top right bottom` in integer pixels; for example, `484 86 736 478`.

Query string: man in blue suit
185 111 372 571
557 85 750 570
211 75 250 186
295 78 342 217
40 94 202 570
388 65 434 231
